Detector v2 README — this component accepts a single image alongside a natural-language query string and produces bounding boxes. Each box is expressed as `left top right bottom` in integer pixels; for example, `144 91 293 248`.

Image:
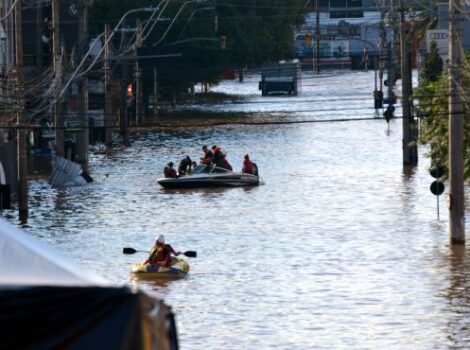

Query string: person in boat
242 154 255 174
212 145 226 168
223 154 233 171
163 162 177 178
144 235 181 268
200 145 213 165
178 155 192 176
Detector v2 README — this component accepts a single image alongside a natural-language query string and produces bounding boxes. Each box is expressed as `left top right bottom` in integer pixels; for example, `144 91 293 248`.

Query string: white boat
157 165 259 189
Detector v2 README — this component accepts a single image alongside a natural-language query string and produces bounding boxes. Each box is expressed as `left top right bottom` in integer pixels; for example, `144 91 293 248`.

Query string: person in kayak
163 162 177 178
144 235 181 267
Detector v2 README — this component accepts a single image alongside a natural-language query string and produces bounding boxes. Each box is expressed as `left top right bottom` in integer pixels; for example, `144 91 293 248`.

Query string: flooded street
8 70 470 349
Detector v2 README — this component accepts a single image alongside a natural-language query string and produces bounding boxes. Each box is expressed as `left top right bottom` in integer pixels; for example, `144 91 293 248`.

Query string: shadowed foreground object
0 218 179 350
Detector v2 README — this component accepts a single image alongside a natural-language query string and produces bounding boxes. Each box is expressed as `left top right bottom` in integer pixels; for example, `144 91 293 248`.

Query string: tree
415 51 470 178
421 41 443 82
89 1 306 98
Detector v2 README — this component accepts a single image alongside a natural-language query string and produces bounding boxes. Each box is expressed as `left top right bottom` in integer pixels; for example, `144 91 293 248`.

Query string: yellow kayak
131 258 190 280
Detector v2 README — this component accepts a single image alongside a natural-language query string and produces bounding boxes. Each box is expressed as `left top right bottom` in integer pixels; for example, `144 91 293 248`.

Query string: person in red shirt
144 235 181 267
242 154 254 174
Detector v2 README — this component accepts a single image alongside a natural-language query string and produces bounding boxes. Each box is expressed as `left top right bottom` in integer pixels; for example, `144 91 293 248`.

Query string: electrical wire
0 0 19 22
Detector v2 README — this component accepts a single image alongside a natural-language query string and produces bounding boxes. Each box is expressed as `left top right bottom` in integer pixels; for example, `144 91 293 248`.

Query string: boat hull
157 175 259 189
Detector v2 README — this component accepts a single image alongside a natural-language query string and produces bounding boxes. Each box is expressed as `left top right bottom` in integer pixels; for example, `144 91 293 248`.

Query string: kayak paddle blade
123 247 138 254
184 251 197 258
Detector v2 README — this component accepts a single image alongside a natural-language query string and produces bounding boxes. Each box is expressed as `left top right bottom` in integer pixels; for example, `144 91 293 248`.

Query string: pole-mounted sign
430 167 446 220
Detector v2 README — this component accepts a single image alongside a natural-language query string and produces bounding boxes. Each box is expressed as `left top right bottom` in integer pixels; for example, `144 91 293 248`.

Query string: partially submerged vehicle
258 61 301 96
157 164 259 189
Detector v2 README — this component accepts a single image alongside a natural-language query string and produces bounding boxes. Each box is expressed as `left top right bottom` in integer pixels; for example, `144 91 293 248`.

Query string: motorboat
131 258 190 280
157 164 259 189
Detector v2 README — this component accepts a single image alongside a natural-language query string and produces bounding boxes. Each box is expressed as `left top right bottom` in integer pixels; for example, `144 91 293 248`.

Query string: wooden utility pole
448 0 465 244
14 0 27 220
76 3 89 169
315 0 320 74
379 11 385 94
135 19 143 125
120 72 129 145
399 0 417 166
52 0 64 157
119 24 129 145
384 0 397 119
153 68 158 116
104 24 113 148
35 6 43 69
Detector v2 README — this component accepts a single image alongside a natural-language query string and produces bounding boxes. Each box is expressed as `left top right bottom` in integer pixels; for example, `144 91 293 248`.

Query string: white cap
155 235 165 244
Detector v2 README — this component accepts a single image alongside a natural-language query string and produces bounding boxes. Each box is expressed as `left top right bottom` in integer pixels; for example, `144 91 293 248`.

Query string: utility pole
384 0 397 121
35 6 43 69
14 0 27 221
448 0 465 244
135 19 143 125
52 0 64 157
76 3 89 169
104 24 113 148
379 10 385 94
315 0 320 74
399 0 417 166
119 23 129 145
120 69 129 145
153 68 158 117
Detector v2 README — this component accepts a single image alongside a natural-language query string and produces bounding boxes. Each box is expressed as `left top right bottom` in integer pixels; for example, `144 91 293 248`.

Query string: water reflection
443 245 470 349
10 70 470 349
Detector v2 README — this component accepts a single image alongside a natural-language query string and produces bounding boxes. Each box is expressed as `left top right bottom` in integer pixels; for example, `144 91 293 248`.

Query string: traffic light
304 32 311 46
127 83 133 97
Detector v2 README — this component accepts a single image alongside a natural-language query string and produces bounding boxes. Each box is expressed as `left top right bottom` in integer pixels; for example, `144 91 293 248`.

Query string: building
294 11 381 69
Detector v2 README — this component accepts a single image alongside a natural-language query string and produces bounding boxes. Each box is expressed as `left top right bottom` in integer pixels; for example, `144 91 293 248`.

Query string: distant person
144 235 181 268
200 145 213 165
242 154 254 174
212 145 225 168
178 156 192 175
163 162 177 178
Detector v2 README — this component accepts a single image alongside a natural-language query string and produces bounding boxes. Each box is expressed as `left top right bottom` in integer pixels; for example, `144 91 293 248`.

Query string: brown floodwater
6 70 470 349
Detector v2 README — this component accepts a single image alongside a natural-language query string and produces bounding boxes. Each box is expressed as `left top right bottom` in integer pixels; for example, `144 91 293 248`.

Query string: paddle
123 247 197 258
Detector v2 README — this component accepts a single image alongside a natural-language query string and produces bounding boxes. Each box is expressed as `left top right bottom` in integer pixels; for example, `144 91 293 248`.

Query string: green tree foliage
89 0 306 95
421 41 443 82
415 52 470 178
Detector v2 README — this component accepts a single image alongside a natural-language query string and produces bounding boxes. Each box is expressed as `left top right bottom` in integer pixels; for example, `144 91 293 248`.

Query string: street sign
430 181 445 196
429 166 445 178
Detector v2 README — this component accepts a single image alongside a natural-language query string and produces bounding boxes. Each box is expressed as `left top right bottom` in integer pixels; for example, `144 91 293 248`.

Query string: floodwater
8 71 470 349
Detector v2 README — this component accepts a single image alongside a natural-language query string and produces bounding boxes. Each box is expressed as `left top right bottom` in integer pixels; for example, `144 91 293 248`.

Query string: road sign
429 166 445 178
430 181 445 196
